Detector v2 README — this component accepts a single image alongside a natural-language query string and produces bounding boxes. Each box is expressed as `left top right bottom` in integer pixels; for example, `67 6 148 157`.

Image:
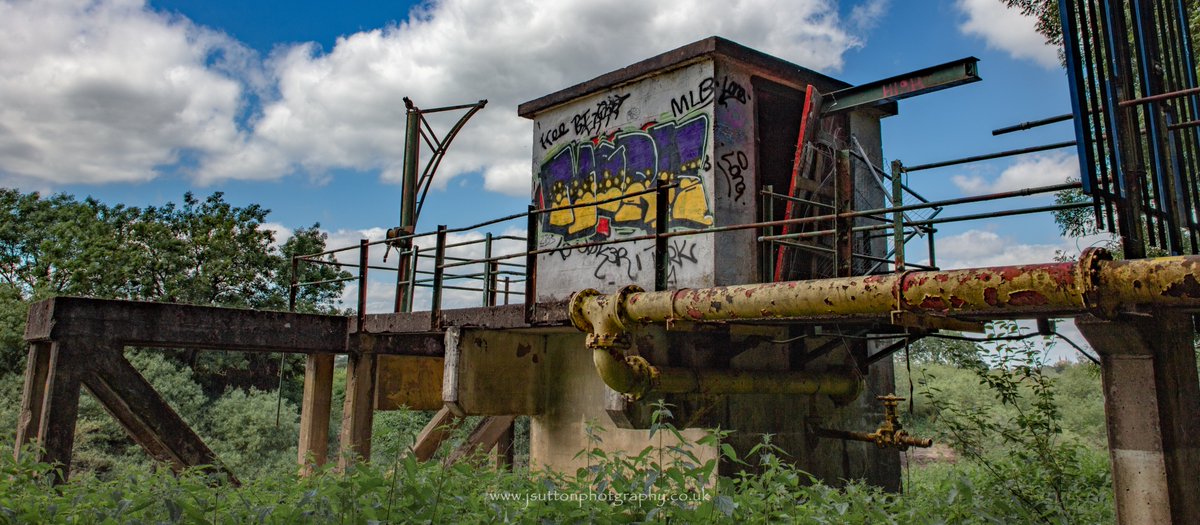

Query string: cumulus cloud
951 152 1078 195
314 225 526 313
956 0 1058 69
0 0 880 193
914 227 1106 362
849 0 889 33
922 228 1111 270
0 0 260 185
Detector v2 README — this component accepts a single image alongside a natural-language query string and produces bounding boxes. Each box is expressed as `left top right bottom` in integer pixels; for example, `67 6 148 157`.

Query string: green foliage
0 399 1115 524
913 321 1110 523
0 188 352 479
1000 1 1062 47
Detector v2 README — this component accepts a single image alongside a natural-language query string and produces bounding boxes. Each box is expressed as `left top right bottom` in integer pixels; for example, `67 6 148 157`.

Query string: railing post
431 226 447 328
357 239 369 331
488 261 499 307
393 237 412 314
762 184 774 282
289 256 299 312
926 227 937 269
407 246 419 312
503 277 511 305
891 160 906 271
654 175 670 291
525 205 538 324
835 150 854 277
482 233 494 306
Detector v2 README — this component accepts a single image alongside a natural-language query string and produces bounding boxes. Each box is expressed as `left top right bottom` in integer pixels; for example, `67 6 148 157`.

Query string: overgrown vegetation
0 392 1112 524
0 188 1117 522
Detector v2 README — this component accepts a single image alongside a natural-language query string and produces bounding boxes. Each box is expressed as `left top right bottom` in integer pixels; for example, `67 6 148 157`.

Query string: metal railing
288 137 1088 328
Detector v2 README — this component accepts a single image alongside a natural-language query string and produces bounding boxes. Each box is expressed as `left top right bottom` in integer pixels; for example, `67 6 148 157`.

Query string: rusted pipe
572 249 1200 331
656 367 861 401
570 287 861 400
569 249 1200 397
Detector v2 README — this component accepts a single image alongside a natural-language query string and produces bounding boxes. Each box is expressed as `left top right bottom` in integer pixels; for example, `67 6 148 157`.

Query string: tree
0 189 349 387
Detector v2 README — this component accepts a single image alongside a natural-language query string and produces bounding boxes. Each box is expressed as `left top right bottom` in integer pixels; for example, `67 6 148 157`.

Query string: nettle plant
918 320 1111 523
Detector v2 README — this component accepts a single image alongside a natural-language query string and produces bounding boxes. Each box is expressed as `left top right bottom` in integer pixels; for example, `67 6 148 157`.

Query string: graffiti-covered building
518 37 900 485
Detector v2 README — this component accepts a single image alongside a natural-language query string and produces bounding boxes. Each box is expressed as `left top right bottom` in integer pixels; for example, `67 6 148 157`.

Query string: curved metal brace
413 100 488 225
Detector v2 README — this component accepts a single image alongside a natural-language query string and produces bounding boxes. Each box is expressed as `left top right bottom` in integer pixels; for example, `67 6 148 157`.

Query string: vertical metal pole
654 176 670 291
431 226 447 328
482 233 494 306
289 256 299 312
407 246 419 312
488 262 499 307
524 205 538 324
394 244 410 313
763 184 775 282
394 98 421 312
891 160 906 271
400 99 421 234
357 240 368 332
503 277 511 305
926 227 937 269
834 150 853 277
833 156 840 274
1101 1 1148 258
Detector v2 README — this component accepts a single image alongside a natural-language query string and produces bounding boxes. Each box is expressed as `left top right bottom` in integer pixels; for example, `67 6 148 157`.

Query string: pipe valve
813 394 932 451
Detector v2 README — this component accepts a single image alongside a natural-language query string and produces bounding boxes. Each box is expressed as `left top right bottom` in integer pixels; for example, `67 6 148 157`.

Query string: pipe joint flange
622 355 660 400
1078 247 1114 318
572 286 644 350
569 288 601 333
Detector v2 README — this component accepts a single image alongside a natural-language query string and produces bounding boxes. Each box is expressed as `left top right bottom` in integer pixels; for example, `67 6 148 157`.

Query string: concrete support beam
24 297 347 353
442 328 543 416
14 341 81 483
14 342 52 460
1078 313 1200 525
298 353 335 474
338 352 377 467
83 347 236 484
412 406 461 461
445 415 517 465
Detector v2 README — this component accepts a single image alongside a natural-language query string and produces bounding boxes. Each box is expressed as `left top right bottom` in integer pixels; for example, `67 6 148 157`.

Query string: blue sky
0 0 1098 355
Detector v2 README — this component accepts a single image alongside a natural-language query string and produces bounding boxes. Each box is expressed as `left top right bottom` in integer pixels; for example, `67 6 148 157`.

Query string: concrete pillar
14 341 82 483
1077 313 1200 525
298 353 335 474
338 352 377 467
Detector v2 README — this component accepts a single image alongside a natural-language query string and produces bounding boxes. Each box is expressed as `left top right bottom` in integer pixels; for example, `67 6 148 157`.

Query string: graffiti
671 76 748 117
539 121 570 149
717 76 749 107
671 77 715 117
645 238 700 268
538 114 715 242
553 237 701 285
572 93 632 136
717 150 749 202
881 76 926 98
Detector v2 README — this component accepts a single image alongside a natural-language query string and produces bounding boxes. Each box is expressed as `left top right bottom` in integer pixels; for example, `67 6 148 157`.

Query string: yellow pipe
576 248 1200 328
569 249 1200 397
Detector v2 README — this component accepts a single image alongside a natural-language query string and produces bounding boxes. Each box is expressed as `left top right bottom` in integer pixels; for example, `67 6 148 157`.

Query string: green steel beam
821 57 980 115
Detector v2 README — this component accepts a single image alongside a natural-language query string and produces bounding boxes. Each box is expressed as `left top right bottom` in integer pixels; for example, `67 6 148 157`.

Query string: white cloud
921 228 1112 270
849 0 889 33
956 0 1058 69
0 0 259 184
0 0 874 194
951 152 1078 195
316 225 526 313
260 221 293 248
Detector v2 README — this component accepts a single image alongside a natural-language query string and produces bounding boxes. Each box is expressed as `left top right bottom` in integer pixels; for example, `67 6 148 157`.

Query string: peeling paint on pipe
569 248 1200 398
576 249 1200 328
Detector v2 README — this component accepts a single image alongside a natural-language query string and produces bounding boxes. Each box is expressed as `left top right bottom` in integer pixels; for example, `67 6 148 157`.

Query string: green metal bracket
821 57 980 115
